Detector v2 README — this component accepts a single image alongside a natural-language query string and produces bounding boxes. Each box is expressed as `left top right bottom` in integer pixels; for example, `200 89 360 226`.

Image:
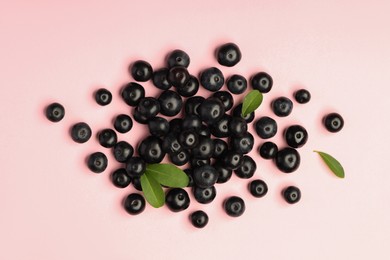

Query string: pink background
1 1 390 259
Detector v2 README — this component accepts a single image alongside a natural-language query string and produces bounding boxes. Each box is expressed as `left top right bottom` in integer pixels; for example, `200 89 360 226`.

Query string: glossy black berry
111 168 131 188
199 125 211 138
222 150 243 170
182 115 202 131
193 165 218 188
162 132 183 154
124 193 145 215
148 117 169 137
98 129 117 148
95 88 112 106
136 97 160 119
114 114 133 133
87 152 108 173
132 177 142 191
169 150 190 166
70 122 92 143
190 158 211 168
179 129 199 149
324 113 344 133
232 104 254 123
185 96 204 116
158 90 183 117
249 179 268 198
168 118 183 133
138 136 165 164
210 114 231 138
199 97 225 125
184 169 194 187
285 125 308 148
212 91 234 111
130 60 153 82
230 132 254 154
121 82 145 106
294 89 311 104
251 72 273 93
283 186 301 204
212 139 228 159
113 141 134 163
200 67 224 92
177 75 199 97
152 68 171 90
216 42 242 67
224 196 245 217
272 97 293 117
259 141 278 159
167 49 190 68
214 162 232 184
46 102 65 122
228 117 248 137
275 147 300 173
133 109 149 124
193 186 216 204
227 74 247 94
255 116 277 139
126 157 146 178
234 155 256 179
191 137 215 159
165 188 190 212
190 210 209 228
168 66 190 89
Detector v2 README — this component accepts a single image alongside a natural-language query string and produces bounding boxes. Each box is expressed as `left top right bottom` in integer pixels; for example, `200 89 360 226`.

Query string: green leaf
314 151 345 178
241 90 263 117
145 163 189 188
140 173 165 208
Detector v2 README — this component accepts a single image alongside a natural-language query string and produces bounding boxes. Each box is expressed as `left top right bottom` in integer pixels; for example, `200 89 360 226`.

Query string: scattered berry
112 168 131 188
121 82 145 106
227 74 247 94
255 116 277 139
166 188 190 212
216 43 242 67
113 141 134 163
275 147 300 173
224 196 245 217
272 97 293 117
190 210 209 228
70 122 92 143
114 114 133 133
98 129 117 148
282 186 301 204
124 193 146 215
294 89 311 104
130 60 153 82
285 125 308 148
95 88 112 106
167 49 190 68
259 141 278 159
251 72 273 93
46 102 65 122
200 67 224 92
249 179 268 198
324 113 344 133
87 152 108 173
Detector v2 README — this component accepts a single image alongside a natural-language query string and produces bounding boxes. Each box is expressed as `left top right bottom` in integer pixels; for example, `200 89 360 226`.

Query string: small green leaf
314 151 345 178
140 173 165 208
241 90 263 117
145 163 189 188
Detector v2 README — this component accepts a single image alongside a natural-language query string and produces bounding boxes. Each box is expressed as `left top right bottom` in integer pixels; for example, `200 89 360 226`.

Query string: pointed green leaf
241 90 263 117
145 164 189 188
314 151 345 178
140 173 165 208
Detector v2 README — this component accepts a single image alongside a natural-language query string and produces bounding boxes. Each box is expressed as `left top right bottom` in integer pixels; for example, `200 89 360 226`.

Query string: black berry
95 88 112 106
212 91 234 111
165 188 190 212
234 155 256 179
98 129 117 148
70 122 92 143
294 89 311 104
185 96 205 116
169 150 190 166
190 210 209 228
148 117 169 137
46 102 65 122
214 162 232 184
212 139 228 159
179 129 199 149
249 179 268 198
124 193 145 215
216 43 242 67
113 141 134 163
193 165 218 188
168 66 190 89
182 115 202 131
282 186 301 204
136 97 160 119
323 113 344 133
152 68 171 90
176 75 199 97
132 177 142 191
126 157 146 178
259 141 278 159
228 117 248 137
230 132 254 154
199 97 225 125
232 104 255 123
210 114 231 138
275 147 300 173
138 136 165 164
158 90 183 117
87 152 108 173
227 74 247 94
191 137 215 159
224 196 245 217
111 168 131 188
121 82 145 106
222 150 243 170
251 72 273 93
130 60 153 82
272 97 293 117
114 114 133 133
193 186 216 204
255 116 277 139
200 67 224 92
285 125 308 148
167 49 190 68
162 132 183 154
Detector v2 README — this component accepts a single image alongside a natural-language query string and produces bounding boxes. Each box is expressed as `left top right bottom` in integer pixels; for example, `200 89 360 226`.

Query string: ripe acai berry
212 139 228 159
190 210 209 228
282 186 301 204
200 67 225 92
184 96 204 116
212 91 234 111
111 168 131 188
234 155 256 179
199 97 225 125
167 49 190 68
324 113 344 133
46 102 65 122
275 147 300 173
249 179 268 198
259 141 278 159
114 114 133 133
210 114 231 138
294 89 311 104
251 72 273 93
222 150 243 170
178 129 199 149
232 104 255 123
162 132 183 154
193 186 217 204
165 188 190 212
216 42 242 67
70 122 92 143
228 117 248 137
152 68 171 90
230 132 254 154
98 129 117 148
272 97 293 117
113 141 134 163
87 152 108 173
130 60 153 82
138 136 165 164
148 116 170 137
255 116 278 139
168 66 190 88
191 137 215 159
136 97 161 120
177 75 199 97
214 162 232 184
190 158 211 168
284 125 308 148
132 177 142 191
158 90 183 117
95 88 112 106
169 150 190 166
124 193 146 215
226 74 247 94
133 109 149 125
181 115 202 131
224 196 245 217
121 82 145 106
126 157 146 178
184 169 194 187
192 165 218 188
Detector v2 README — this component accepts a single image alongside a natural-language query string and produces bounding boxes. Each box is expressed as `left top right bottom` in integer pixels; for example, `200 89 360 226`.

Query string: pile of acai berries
45 43 344 229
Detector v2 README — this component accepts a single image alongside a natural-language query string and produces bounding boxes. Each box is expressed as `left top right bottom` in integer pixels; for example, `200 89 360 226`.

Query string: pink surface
1 1 390 259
